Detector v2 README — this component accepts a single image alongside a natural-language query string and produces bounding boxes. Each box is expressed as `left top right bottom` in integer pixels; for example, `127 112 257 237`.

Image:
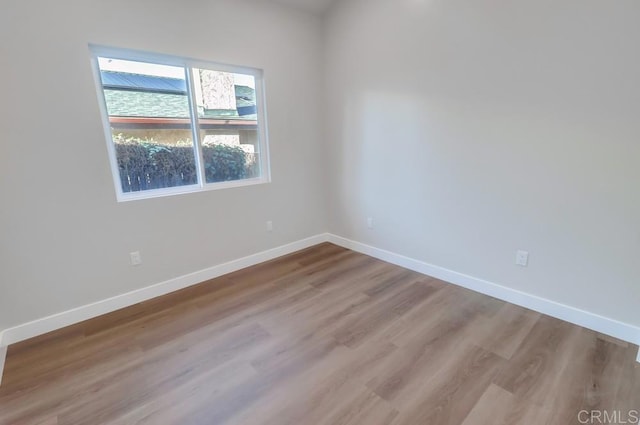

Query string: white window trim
89 44 271 202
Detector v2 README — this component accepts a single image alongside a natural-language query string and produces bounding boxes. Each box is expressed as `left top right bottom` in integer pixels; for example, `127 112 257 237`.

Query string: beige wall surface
2 0 639 338
324 0 640 327
0 0 327 331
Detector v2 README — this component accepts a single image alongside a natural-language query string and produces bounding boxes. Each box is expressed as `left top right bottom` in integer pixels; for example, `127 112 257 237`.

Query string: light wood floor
1 243 638 425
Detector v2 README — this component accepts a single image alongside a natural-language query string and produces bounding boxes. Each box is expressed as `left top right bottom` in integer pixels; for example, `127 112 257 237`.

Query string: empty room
0 0 638 424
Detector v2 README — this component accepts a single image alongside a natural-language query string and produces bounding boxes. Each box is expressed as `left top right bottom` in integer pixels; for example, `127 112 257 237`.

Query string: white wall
1 0 638 341
0 0 326 331
324 0 640 327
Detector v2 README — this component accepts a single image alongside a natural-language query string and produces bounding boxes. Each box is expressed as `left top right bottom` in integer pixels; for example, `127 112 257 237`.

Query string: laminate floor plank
0 243 638 425
391 345 505 425
470 303 541 360
459 384 515 425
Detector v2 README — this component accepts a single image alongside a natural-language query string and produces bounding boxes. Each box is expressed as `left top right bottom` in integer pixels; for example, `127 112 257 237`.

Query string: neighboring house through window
90 45 270 201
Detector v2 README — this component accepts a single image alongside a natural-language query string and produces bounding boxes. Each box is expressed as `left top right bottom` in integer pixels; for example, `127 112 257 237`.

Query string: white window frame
89 44 271 202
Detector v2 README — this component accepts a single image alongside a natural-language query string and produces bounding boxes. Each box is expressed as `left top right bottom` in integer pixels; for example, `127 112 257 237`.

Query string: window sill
115 176 270 202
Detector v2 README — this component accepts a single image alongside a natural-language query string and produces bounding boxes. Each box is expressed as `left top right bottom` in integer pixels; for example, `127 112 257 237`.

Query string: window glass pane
97 58 198 193
192 68 261 183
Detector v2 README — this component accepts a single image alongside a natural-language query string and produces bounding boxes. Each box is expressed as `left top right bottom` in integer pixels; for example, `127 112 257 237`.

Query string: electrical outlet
516 250 529 267
367 217 374 229
130 251 142 266
266 221 273 232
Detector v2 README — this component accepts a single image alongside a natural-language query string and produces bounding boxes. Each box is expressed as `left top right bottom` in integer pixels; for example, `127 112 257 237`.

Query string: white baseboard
327 234 640 351
0 234 330 348
0 344 6 386
1 231 638 374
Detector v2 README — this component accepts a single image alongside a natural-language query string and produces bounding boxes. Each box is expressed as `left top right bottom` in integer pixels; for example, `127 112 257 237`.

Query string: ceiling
263 0 338 14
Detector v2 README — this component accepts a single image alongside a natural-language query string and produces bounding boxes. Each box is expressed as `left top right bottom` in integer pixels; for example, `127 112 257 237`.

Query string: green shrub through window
91 45 269 201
